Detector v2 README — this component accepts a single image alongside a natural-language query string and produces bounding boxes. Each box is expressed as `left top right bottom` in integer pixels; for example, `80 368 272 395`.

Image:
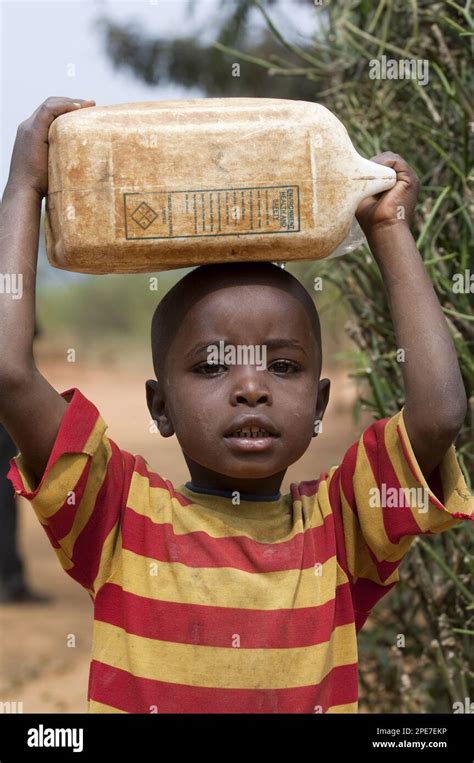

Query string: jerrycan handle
327 156 397 259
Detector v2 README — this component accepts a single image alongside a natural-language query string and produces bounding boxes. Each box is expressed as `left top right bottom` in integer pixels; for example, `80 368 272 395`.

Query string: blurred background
0 0 472 714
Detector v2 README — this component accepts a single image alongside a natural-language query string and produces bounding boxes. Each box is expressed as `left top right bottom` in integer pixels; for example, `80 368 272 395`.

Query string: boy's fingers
369 152 419 188
24 97 95 134
31 97 96 125
370 151 404 162
41 96 96 106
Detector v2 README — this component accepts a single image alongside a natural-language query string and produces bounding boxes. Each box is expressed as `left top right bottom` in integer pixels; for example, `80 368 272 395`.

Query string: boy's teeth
232 428 270 438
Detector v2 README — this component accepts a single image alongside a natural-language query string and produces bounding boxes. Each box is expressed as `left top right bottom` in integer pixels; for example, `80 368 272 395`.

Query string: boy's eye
269 360 301 374
193 362 227 376
192 359 301 375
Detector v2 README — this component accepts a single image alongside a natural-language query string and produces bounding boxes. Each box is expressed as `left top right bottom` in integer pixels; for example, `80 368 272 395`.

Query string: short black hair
151 262 322 377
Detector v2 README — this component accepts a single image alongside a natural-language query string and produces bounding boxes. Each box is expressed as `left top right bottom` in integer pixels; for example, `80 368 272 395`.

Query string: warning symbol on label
131 202 158 230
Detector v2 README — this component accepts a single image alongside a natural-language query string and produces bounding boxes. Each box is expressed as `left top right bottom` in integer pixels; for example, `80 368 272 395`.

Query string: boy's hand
6 96 96 199
355 152 420 236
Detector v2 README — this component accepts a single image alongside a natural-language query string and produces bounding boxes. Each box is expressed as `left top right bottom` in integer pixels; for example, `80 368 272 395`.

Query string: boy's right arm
0 96 95 488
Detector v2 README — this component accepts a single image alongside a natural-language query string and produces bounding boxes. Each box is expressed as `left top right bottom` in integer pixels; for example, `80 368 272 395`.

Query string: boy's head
146 262 330 495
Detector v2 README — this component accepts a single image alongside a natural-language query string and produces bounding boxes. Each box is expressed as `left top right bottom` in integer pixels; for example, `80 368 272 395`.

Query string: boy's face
146 282 330 495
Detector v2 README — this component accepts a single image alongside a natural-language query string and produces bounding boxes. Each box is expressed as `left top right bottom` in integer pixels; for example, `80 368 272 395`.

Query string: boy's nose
229 374 272 406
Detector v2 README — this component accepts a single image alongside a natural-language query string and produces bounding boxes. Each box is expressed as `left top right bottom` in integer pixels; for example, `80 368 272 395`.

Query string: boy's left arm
356 152 467 481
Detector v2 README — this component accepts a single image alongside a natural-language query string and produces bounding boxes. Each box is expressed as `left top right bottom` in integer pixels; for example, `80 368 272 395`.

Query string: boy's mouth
229 427 273 438
223 417 279 452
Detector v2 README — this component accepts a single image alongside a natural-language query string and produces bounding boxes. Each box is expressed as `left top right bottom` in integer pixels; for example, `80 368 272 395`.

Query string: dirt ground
0 354 371 713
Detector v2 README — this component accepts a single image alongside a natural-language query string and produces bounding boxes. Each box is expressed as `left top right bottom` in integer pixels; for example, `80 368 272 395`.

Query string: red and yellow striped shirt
7 388 473 713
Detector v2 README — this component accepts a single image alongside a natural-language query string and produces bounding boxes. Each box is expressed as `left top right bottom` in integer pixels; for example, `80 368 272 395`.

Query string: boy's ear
145 379 174 437
313 377 330 437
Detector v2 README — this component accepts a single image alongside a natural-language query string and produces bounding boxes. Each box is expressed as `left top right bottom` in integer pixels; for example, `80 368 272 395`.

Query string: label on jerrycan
123 184 301 240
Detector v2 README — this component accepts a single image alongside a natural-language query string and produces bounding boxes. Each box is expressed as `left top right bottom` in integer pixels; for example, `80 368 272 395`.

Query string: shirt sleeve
327 406 474 631
7 387 129 600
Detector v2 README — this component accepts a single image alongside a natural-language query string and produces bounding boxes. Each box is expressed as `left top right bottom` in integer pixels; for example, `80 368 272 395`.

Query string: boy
0 97 472 713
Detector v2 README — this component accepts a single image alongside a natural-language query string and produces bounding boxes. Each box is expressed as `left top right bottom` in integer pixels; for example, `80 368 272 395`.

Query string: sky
0 0 319 189
0 0 319 284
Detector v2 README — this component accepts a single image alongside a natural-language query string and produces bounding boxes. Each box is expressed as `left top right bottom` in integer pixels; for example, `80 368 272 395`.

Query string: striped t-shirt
7 387 473 713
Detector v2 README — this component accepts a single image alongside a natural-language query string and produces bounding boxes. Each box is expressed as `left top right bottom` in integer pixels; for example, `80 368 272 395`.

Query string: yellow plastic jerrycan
45 98 396 274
